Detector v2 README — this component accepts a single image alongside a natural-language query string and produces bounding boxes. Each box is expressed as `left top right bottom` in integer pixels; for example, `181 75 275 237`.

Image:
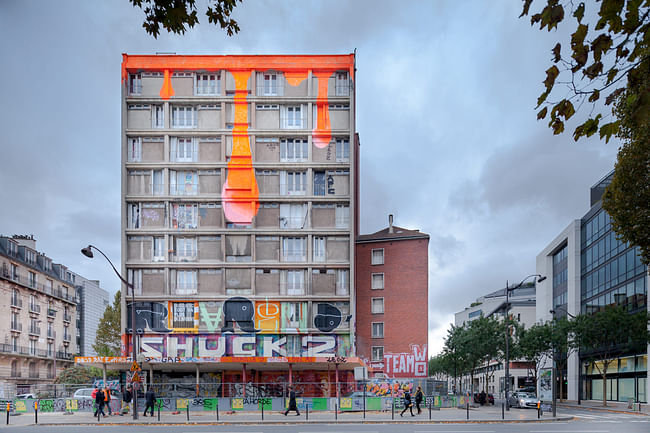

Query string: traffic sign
130 361 141 372
131 372 141 383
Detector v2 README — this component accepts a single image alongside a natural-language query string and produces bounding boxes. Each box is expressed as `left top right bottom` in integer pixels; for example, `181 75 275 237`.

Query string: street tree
549 316 577 401
129 0 243 38
443 325 472 394
572 305 650 406
518 323 552 388
93 290 122 356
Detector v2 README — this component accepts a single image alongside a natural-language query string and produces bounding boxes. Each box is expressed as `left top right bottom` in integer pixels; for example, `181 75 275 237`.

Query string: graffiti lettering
222 297 258 333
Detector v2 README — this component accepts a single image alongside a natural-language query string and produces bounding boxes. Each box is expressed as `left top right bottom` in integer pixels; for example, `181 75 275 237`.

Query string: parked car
507 392 538 408
73 388 122 402
472 392 495 405
15 393 36 399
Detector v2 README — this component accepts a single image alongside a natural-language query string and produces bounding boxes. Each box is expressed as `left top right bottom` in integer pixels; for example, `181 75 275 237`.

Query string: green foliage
55 365 95 384
602 54 650 265
92 291 122 357
129 0 243 38
521 0 650 142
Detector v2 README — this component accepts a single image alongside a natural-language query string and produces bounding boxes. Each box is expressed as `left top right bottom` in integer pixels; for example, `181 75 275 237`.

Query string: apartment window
280 171 306 195
172 302 195 328
263 73 278 95
152 105 164 128
47 342 53 357
175 237 197 260
371 297 384 314
11 336 18 352
371 346 384 362
335 204 350 228
176 270 197 295
171 203 198 229
30 294 37 309
371 248 384 265
335 72 349 96
336 139 350 162
129 73 142 95
128 137 141 162
282 237 307 262
170 170 198 195
280 203 307 229
286 270 305 295
127 269 142 295
372 273 384 290
28 271 36 288
314 171 325 196
25 249 36 265
372 322 384 338
151 169 164 195
336 269 349 295
171 137 197 162
11 312 18 329
63 325 69 341
11 263 18 280
313 237 325 262
127 203 141 228
152 237 165 262
29 340 37 356
172 106 197 128
280 138 308 162
282 105 303 129
286 303 302 328
195 73 219 95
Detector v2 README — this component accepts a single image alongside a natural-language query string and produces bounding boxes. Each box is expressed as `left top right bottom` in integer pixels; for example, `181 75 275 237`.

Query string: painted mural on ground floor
123 333 352 358
126 298 351 334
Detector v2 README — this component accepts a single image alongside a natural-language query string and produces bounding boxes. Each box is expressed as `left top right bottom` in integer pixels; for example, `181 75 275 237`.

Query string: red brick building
355 215 429 377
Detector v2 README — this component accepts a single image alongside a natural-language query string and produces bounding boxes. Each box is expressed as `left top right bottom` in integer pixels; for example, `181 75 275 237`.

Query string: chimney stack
388 214 394 233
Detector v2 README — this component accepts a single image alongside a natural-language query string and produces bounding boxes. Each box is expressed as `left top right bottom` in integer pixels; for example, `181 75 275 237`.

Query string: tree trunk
602 371 607 407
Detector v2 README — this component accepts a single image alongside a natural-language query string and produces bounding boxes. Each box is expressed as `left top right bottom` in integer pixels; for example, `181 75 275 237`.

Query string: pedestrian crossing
569 412 649 422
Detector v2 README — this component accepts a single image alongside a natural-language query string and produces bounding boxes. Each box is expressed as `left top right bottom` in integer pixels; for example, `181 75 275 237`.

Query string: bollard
502 402 505 420
6 402 10 425
306 403 308 420
34 401 38 425
466 401 469 420
391 398 394 420
429 401 431 420
261 400 264 420
186 403 189 421
216 400 219 421
158 405 160 421
335 403 338 421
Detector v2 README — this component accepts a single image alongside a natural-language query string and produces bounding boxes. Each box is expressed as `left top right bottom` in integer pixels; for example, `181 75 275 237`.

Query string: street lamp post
549 307 577 418
81 245 138 420
504 274 546 411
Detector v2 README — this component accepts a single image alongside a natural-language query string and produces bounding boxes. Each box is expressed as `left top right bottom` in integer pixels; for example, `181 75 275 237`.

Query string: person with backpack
400 390 414 417
414 386 424 414
121 385 132 415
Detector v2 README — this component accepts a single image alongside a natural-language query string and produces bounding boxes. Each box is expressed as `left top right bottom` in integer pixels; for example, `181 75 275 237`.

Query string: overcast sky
0 1 619 356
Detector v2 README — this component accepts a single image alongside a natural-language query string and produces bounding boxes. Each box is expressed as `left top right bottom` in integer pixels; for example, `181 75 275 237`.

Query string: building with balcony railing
0 234 92 388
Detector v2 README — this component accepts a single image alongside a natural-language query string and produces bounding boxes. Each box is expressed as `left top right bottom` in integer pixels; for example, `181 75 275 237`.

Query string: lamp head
537 276 547 283
549 309 555 315
81 246 94 258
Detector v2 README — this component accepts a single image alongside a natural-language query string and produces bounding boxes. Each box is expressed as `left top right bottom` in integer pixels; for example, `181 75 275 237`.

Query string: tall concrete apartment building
355 216 429 378
536 171 648 403
118 54 360 385
0 235 78 394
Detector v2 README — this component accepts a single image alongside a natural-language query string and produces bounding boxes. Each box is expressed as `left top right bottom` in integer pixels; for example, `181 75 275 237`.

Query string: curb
558 404 649 417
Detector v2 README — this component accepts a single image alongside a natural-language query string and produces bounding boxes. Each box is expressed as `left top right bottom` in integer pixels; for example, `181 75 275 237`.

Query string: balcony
28 371 39 379
28 326 41 336
11 322 22 332
63 314 71 323
11 297 22 308
10 371 21 378
56 351 72 361
170 183 198 196
47 308 56 318
29 303 41 314
63 333 71 343
47 329 56 339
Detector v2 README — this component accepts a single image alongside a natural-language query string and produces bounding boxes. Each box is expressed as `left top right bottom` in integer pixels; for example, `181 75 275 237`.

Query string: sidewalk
558 399 649 415
4 406 569 426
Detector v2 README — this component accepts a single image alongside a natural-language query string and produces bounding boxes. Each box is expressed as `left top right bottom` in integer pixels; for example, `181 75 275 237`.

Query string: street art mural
127 298 349 335
132 333 352 358
365 344 428 378
122 54 355 225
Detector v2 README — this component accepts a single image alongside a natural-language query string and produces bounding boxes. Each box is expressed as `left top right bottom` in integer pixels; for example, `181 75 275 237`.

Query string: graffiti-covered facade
120 54 358 375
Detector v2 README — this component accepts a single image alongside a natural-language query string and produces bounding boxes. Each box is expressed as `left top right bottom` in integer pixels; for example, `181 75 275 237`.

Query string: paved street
1 404 647 432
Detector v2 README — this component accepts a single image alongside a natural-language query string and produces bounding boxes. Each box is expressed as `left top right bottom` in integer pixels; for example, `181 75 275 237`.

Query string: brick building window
371 273 384 290
371 297 384 314
371 248 384 265
371 346 384 361
372 322 384 338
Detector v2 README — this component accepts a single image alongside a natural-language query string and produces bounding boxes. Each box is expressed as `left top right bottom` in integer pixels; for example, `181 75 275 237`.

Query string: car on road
508 391 538 408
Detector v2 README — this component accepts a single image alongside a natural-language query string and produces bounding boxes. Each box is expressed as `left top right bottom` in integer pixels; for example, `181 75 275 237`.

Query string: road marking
414 431 495 433
529 430 610 432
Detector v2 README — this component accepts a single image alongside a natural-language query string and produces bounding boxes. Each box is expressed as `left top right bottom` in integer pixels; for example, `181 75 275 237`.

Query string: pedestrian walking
400 390 414 417
94 387 106 417
479 390 486 406
414 386 424 414
283 385 300 416
104 387 113 415
121 385 132 415
143 388 156 417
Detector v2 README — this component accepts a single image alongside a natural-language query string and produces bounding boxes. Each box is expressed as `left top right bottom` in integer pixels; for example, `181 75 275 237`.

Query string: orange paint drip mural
122 54 354 225
222 70 260 224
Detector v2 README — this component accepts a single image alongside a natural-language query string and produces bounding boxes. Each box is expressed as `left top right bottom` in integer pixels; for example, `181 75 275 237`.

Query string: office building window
286 270 305 295
128 137 141 162
195 73 219 95
280 203 307 229
280 171 306 195
372 346 384 362
262 73 278 96
372 322 384 338
152 105 164 128
281 105 303 129
280 138 308 162
314 171 325 196
127 269 142 295
172 106 197 128
336 269 349 295
175 237 197 260
128 203 140 228
282 237 307 262
335 204 349 228
372 273 384 290
170 170 198 195
313 237 326 262
371 248 384 265
171 137 197 162
152 237 165 261
335 72 349 96
371 297 384 314
129 73 142 95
